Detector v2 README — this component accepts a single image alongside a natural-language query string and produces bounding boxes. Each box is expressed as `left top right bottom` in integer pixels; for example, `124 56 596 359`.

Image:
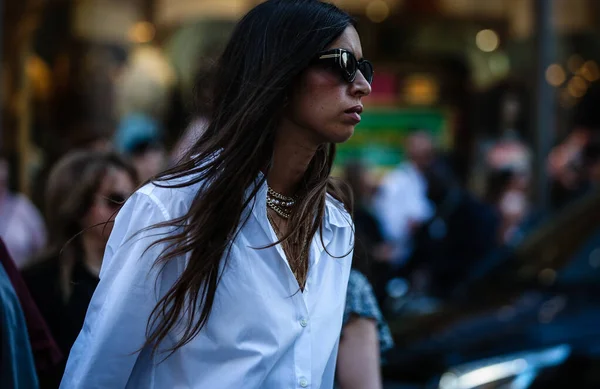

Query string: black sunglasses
316 48 374 84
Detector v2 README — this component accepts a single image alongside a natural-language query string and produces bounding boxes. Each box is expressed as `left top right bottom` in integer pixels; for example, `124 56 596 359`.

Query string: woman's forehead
326 26 363 59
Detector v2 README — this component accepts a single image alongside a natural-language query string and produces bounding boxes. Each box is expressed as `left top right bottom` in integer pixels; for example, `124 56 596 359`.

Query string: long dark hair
145 0 354 355
43 150 137 300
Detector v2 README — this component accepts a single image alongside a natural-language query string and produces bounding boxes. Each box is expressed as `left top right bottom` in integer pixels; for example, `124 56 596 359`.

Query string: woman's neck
81 234 104 277
268 120 319 196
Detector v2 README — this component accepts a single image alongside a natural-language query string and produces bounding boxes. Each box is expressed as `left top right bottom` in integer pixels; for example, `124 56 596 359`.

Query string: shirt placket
293 234 328 389
293 280 312 389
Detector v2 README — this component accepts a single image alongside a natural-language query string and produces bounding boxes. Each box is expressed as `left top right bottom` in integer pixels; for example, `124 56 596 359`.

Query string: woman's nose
350 71 372 97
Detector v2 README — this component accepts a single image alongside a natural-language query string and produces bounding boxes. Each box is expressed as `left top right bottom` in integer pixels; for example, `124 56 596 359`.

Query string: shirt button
299 378 308 387
300 318 308 327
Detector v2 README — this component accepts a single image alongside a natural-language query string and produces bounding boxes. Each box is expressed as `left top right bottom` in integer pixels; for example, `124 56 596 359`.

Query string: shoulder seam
136 190 172 221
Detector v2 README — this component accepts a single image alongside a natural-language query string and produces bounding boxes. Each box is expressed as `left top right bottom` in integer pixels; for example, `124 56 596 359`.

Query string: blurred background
4 0 600 388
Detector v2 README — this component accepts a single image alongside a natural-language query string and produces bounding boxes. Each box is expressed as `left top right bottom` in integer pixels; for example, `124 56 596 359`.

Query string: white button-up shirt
60 175 354 389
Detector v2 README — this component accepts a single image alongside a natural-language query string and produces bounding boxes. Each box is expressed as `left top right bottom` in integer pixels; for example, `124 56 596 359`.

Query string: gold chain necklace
266 186 296 219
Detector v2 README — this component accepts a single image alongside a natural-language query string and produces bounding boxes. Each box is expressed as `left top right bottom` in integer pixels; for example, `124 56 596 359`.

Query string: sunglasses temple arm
319 54 340 60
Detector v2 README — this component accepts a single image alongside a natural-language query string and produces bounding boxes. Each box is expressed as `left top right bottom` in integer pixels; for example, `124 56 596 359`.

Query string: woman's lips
344 105 363 124
344 112 361 123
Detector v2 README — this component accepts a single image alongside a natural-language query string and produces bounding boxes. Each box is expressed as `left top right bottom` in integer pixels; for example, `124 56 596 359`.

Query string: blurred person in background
114 113 167 182
343 161 393 301
548 130 600 209
22 151 137 387
485 168 530 244
549 85 600 208
374 131 435 265
337 161 394 389
403 160 500 298
548 128 588 207
579 134 600 190
60 1 372 387
0 238 40 389
1 236 63 389
30 127 115 211
0 151 47 269
71 134 113 153
0 238 62 389
554 82 600 196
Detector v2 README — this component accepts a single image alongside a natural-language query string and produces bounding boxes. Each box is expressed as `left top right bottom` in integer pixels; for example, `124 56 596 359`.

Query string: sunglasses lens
317 49 372 84
339 51 357 82
359 61 374 84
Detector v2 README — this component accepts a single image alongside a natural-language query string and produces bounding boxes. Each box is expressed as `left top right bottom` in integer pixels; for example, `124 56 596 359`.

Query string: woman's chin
327 126 355 144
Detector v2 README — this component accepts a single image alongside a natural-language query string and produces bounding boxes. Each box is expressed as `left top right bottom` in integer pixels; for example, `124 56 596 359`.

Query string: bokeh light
580 60 600 82
366 0 390 23
403 74 439 106
475 29 500 52
128 22 156 44
545 64 566 87
567 75 588 98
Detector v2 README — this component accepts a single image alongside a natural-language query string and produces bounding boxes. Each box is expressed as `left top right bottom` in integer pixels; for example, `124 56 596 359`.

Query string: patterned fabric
343 270 394 354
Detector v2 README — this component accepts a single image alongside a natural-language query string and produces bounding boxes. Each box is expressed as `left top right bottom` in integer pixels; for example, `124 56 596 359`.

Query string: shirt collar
247 175 352 258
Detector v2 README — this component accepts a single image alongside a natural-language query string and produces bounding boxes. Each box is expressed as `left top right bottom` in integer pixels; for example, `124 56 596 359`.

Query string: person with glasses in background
60 1 372 388
22 150 137 388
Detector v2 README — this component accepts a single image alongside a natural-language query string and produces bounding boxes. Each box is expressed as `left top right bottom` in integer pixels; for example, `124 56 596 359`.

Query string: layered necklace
266 186 309 290
266 186 296 219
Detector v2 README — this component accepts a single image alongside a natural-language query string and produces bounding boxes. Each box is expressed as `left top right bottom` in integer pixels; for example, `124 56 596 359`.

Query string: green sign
335 107 452 168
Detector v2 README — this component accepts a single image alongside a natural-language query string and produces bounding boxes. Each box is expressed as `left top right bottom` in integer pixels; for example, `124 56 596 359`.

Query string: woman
61 1 372 388
22 151 137 387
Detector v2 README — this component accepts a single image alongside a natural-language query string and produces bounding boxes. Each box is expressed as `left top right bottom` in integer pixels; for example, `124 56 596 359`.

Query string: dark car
382 189 600 389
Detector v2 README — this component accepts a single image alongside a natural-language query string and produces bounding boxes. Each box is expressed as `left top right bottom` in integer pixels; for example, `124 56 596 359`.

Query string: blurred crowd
0 113 167 388
346 123 600 312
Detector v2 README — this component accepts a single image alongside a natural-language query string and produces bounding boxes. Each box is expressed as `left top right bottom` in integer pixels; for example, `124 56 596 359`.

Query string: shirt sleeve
60 190 180 389
343 270 394 354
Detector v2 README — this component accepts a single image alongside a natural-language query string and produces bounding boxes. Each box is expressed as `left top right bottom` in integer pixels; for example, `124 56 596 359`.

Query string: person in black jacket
404 160 501 298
